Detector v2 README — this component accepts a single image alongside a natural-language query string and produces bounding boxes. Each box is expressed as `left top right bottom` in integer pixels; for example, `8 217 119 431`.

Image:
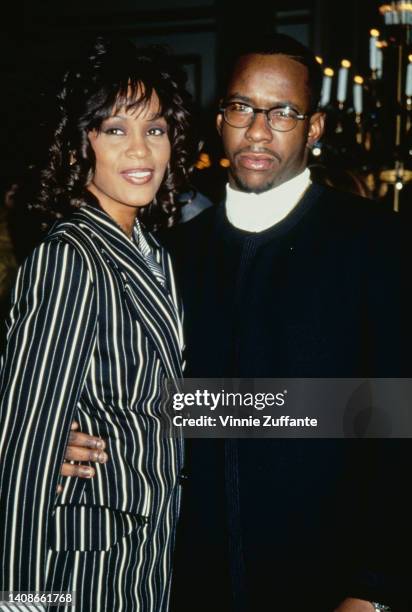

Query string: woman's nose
125 133 149 158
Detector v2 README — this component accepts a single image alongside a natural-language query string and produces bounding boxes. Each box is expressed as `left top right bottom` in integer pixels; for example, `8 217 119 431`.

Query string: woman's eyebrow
103 114 125 121
104 111 165 122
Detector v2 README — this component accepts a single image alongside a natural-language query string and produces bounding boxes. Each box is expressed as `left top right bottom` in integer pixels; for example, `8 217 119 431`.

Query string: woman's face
87 92 171 218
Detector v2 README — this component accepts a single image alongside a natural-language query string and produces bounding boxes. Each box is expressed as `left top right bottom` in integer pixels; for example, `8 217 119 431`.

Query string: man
61 35 409 611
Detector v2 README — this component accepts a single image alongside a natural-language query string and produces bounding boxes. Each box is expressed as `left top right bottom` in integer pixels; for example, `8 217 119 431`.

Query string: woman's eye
103 127 125 135
147 126 166 136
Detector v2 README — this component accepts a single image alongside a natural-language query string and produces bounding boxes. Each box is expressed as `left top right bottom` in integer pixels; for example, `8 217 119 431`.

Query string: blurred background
1 0 411 328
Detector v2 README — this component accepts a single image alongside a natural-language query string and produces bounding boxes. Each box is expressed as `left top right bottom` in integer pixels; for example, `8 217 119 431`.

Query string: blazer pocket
48 505 149 552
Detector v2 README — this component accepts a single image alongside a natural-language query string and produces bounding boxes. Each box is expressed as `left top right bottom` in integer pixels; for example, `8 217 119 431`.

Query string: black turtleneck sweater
160 183 411 612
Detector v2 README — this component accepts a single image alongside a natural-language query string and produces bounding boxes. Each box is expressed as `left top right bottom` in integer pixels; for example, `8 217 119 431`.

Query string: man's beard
230 169 277 194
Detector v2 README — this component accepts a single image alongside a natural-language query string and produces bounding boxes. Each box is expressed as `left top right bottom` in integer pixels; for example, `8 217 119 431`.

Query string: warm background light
195 152 211 170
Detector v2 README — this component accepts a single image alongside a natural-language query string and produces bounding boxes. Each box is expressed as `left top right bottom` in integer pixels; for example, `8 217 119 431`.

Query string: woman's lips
237 154 277 171
120 168 154 185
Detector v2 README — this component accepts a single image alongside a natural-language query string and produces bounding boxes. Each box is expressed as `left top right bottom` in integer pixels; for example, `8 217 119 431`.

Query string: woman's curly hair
29 36 197 231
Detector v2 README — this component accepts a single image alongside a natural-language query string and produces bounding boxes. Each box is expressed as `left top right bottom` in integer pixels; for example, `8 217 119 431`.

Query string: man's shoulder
315 183 383 215
312 183 400 235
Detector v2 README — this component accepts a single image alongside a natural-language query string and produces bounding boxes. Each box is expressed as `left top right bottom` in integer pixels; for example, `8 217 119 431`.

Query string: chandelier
313 1 412 212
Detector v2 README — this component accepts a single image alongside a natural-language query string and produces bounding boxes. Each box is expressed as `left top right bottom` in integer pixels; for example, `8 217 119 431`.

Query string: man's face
216 53 325 193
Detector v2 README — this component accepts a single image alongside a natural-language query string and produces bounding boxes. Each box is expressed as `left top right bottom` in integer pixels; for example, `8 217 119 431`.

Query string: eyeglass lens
223 103 300 131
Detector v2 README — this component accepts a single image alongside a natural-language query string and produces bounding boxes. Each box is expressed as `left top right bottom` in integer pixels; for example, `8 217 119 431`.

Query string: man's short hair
226 33 323 113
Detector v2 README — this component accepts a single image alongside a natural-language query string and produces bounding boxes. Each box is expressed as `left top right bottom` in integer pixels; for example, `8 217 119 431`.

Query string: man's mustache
233 147 281 164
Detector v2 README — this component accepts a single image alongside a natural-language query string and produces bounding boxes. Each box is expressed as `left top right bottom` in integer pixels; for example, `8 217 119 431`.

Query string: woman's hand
58 422 108 494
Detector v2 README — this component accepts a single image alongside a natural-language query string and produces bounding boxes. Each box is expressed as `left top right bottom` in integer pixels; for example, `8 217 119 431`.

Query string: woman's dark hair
29 36 196 230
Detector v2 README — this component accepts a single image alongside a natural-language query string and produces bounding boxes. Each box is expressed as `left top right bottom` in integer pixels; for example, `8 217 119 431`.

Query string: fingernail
95 440 104 449
91 451 107 463
80 467 93 478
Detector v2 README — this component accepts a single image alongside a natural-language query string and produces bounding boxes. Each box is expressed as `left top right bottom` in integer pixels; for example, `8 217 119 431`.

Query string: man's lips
235 151 280 171
120 168 154 185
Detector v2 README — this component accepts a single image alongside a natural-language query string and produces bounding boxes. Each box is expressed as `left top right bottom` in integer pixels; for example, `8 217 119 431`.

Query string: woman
0 36 194 611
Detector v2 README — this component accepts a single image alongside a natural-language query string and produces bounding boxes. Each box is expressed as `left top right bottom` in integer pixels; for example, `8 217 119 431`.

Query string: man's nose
245 111 273 142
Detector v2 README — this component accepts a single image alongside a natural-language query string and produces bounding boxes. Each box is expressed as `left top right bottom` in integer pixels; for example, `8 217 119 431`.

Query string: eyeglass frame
219 102 310 132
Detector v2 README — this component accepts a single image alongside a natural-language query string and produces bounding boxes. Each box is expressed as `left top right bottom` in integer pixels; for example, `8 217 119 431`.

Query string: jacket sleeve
164 248 186 369
0 237 98 592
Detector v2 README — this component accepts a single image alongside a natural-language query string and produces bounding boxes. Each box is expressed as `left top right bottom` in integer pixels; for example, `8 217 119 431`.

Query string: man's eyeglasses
219 102 309 132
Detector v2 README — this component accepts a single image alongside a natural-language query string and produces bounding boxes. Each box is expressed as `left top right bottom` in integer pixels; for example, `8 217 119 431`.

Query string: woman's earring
69 151 77 166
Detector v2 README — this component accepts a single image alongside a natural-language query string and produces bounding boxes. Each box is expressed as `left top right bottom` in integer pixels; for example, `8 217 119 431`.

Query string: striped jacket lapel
66 206 183 381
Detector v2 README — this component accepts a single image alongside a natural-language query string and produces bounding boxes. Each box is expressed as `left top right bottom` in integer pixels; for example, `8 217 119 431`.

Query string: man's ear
216 103 224 135
307 112 325 148
216 114 223 135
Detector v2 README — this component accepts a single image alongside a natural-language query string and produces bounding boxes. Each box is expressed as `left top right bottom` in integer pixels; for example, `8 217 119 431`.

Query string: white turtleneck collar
225 168 311 232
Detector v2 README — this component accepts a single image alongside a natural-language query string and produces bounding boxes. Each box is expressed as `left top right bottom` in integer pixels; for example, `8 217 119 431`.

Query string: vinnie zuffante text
173 414 318 428
171 389 318 429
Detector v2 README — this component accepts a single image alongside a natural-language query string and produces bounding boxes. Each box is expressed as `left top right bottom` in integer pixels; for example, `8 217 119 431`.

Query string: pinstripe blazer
0 204 184 595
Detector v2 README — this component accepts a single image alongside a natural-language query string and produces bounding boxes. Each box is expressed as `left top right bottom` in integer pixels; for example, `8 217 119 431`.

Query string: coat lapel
67 206 183 381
